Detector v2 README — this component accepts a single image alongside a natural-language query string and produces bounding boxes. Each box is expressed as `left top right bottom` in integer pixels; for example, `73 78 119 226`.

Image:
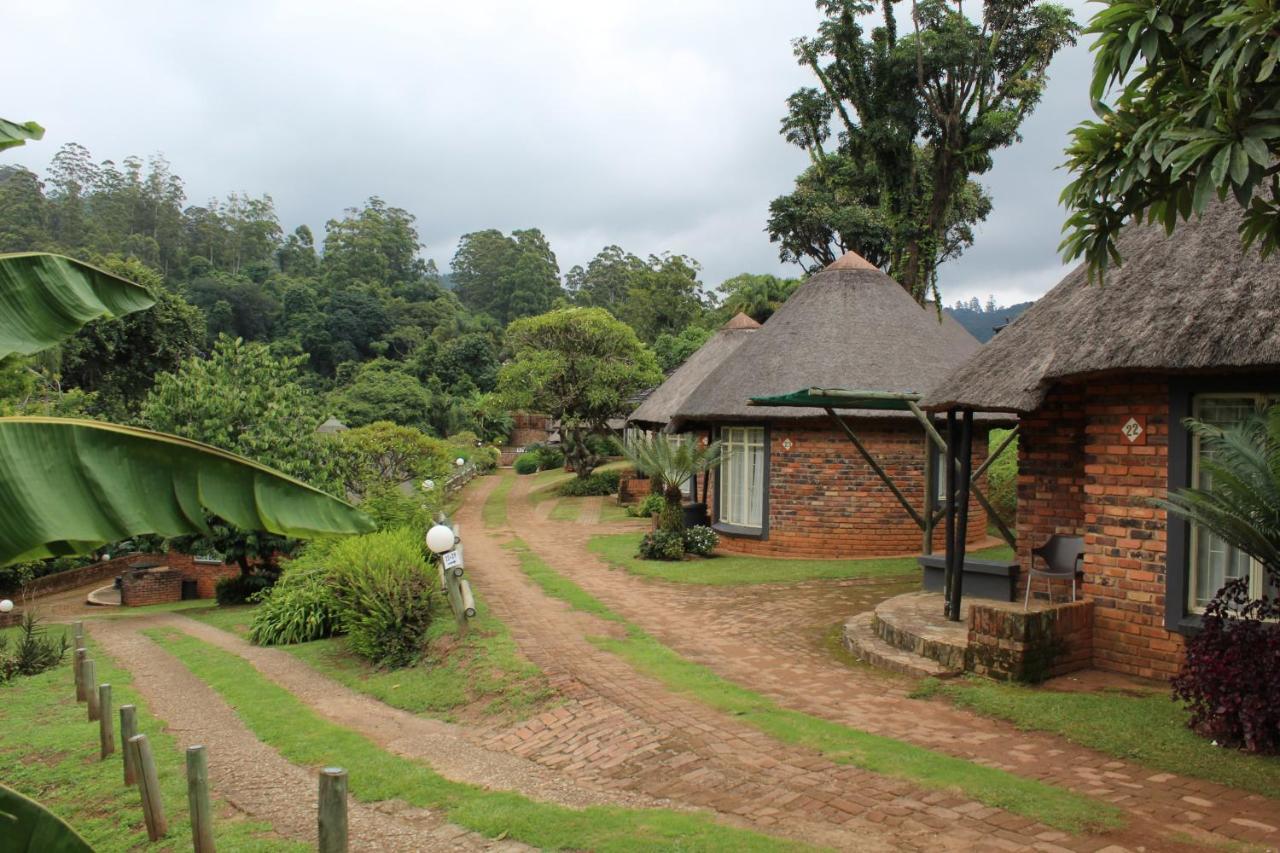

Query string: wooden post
98 684 114 759
74 647 87 701
73 621 84 650
129 734 167 841
119 705 139 785
948 411 974 623
943 411 958 619
318 767 348 853
83 659 99 721
186 745 215 853
922 432 936 556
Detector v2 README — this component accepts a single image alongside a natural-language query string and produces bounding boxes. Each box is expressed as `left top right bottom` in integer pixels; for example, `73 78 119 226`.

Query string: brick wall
716 418 990 559
966 600 1093 682
1016 378 1184 679
20 554 160 598
120 567 184 606
617 471 655 505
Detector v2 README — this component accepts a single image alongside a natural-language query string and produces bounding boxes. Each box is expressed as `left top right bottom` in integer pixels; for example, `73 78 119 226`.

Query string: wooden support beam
824 407 925 530
921 434 936 556
947 411 974 622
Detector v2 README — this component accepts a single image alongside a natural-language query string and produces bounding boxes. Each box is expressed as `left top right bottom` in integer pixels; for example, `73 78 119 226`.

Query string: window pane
719 427 763 529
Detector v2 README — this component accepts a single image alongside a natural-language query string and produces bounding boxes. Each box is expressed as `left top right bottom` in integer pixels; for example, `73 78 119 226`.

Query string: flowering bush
683 525 718 557
637 529 685 561
1172 578 1280 754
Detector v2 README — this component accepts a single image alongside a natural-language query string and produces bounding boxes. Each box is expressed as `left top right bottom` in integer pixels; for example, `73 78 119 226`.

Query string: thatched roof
670 253 981 425
316 417 348 434
920 200 1280 413
628 313 761 429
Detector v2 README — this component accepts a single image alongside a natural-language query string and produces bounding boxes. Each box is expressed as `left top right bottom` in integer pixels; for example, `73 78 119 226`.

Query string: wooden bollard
73 620 84 644
74 647 87 701
119 705 139 785
318 767 348 853
82 659 99 721
186 745 215 853
129 734 167 841
98 684 114 759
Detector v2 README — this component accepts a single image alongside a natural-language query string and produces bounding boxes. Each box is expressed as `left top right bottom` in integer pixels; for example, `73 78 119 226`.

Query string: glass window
719 426 765 529
1187 394 1279 610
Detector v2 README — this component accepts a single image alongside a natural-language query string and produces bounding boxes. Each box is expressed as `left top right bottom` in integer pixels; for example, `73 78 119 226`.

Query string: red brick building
921 200 1280 679
654 252 993 558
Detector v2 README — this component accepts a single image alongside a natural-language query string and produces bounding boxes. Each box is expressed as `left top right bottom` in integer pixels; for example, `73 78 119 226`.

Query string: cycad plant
624 434 721 532
1159 406 1280 583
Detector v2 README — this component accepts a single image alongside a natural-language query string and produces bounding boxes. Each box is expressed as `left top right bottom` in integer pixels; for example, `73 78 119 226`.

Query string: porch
844 590 1094 682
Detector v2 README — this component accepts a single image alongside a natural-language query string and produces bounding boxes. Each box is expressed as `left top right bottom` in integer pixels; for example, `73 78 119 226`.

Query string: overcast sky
9 0 1095 308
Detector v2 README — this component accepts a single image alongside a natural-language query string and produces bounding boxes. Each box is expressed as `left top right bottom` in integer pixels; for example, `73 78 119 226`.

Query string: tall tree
717 273 802 323
451 228 562 324
498 308 661 477
323 197 429 294
1059 0 1280 277
775 0 1076 302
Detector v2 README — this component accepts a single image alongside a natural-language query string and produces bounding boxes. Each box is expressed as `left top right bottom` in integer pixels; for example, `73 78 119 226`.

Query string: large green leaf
0 118 45 153
0 783 93 853
0 417 376 566
0 253 155 359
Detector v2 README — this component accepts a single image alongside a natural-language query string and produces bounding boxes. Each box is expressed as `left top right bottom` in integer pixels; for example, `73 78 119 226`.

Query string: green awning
748 388 920 411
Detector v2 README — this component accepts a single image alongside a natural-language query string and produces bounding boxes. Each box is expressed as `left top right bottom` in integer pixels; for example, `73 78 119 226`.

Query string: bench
918 554 1020 602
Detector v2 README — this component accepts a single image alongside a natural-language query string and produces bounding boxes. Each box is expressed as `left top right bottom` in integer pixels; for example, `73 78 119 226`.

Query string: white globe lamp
0 599 13 613
422 479 435 491
455 457 465 467
426 524 456 555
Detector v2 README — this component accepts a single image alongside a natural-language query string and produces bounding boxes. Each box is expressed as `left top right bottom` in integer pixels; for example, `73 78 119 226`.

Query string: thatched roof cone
629 312 761 429
671 252 981 425
920 200 1280 413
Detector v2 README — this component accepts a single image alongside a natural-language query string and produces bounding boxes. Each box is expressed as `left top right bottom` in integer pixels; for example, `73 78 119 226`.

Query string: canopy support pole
945 410 974 621
824 407 925 530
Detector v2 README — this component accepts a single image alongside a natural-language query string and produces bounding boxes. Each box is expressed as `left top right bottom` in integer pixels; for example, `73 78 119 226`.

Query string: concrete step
872 593 969 671
842 612 961 679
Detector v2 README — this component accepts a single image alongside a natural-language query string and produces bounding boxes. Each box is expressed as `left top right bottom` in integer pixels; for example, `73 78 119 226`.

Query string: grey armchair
1024 534 1085 609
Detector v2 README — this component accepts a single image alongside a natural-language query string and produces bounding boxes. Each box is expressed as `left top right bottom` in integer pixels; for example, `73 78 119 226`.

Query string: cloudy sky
9 0 1095 307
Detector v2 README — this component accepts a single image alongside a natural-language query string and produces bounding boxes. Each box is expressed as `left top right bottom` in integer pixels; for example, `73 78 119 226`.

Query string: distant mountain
944 299 1034 343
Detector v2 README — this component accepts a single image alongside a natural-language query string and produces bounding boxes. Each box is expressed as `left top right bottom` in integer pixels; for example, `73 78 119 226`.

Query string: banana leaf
0 253 155 359
0 417 375 566
0 783 94 853
0 118 44 152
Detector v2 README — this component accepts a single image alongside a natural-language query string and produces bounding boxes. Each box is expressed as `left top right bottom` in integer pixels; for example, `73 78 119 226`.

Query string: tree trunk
661 484 684 533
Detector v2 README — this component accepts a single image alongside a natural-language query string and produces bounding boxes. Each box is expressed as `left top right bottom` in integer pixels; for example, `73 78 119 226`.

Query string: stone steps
841 612 960 679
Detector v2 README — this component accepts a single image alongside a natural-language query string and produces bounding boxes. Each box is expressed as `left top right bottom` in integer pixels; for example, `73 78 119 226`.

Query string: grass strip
914 677 1280 799
482 472 515 528
590 532 1015 585
146 626 809 852
503 539 1123 833
548 498 582 522
0 623 301 852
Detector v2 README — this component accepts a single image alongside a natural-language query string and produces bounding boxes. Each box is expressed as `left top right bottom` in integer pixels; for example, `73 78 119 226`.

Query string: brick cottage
635 251 997 559
921 199 1280 679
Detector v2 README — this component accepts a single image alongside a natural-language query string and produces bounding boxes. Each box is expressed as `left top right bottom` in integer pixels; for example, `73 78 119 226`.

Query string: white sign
1121 417 1144 443
442 550 463 572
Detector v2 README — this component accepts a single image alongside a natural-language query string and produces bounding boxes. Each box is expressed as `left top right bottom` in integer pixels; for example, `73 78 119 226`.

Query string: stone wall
715 418 990 558
1016 378 1184 679
966 600 1093 682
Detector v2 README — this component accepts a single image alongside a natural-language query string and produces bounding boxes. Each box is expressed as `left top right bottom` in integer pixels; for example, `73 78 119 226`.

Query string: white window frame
718 426 765 530
1187 393 1278 611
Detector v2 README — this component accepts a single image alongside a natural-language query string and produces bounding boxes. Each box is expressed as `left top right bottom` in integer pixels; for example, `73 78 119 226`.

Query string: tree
652 326 713 373
142 336 341 572
434 332 499 392
329 359 433 431
717 273 801 323
776 0 1076 302
616 254 708 343
1059 0 1280 278
328 421 453 501
451 228 562 324
624 434 722 532
323 197 430 296
565 245 648 309
499 308 661 477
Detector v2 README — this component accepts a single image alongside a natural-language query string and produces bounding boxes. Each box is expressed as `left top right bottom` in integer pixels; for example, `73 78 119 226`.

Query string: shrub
557 470 621 497
0 556 95 595
327 528 438 668
637 529 686 561
248 567 342 646
513 453 541 475
526 442 565 471
683 525 719 557
215 570 278 605
0 613 68 684
627 493 666 519
1172 578 1280 754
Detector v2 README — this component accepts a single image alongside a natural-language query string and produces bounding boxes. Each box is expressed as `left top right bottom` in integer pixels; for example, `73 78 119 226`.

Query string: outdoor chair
1024 534 1084 609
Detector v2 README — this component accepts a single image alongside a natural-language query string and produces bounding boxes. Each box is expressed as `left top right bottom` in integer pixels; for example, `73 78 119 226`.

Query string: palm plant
624 434 721 532
1159 405 1280 587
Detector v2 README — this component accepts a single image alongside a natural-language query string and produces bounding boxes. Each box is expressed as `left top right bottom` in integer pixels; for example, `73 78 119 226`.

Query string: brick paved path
486 472 1280 851
461 475 1217 852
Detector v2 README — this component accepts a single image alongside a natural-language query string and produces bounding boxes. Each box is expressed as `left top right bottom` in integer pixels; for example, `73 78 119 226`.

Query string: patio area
845 589 1095 682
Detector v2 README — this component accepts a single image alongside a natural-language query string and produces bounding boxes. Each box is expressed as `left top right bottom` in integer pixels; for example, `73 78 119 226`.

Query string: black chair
1025 535 1084 609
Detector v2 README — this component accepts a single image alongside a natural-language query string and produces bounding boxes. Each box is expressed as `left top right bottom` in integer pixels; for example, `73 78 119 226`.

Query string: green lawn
547 499 582 522
502 539 1120 833
597 501 642 523
149 627 809 852
918 677 1280 799
0 624 300 852
186 596 554 725
590 532 1014 585
482 472 514 528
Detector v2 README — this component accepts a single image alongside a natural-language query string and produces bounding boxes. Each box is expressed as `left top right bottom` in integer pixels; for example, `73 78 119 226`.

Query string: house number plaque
1121 416 1146 445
